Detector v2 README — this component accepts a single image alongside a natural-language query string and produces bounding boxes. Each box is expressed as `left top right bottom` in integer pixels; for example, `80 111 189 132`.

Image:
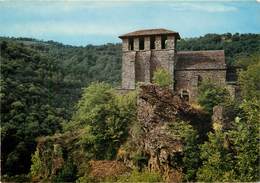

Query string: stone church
119 28 235 102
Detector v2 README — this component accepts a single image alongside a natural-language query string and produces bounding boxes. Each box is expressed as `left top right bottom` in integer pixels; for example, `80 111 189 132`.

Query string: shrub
197 99 260 182
64 82 137 160
30 149 43 179
238 54 260 100
168 120 200 181
53 160 78 182
152 68 173 87
196 130 236 182
197 81 229 113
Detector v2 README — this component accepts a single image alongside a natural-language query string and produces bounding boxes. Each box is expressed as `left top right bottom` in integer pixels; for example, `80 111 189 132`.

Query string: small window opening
150 36 155 49
128 38 134 50
161 35 167 49
139 37 144 50
181 90 189 102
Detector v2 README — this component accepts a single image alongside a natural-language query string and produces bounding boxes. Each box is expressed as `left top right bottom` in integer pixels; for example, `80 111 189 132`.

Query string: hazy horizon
1 0 259 46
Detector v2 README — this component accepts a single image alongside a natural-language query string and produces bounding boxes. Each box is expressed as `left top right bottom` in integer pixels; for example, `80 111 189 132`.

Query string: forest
0 33 259 182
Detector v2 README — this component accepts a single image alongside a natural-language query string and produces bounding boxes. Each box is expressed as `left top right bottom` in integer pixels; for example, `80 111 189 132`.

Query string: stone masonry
119 28 236 102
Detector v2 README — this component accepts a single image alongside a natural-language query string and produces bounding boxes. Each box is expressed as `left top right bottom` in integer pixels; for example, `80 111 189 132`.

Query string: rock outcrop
121 84 210 182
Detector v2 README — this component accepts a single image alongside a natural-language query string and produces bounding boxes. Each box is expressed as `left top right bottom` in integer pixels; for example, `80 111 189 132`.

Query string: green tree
64 82 137 160
197 81 230 113
152 68 173 87
238 54 260 100
229 100 260 181
0 41 64 176
30 149 43 178
197 54 260 181
196 130 236 181
168 121 200 181
197 99 260 182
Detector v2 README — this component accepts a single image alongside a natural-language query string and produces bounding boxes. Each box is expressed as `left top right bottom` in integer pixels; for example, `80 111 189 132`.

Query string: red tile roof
119 28 180 39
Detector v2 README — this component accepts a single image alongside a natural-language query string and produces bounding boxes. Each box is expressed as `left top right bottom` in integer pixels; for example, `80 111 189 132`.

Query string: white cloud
0 1 239 12
170 2 238 13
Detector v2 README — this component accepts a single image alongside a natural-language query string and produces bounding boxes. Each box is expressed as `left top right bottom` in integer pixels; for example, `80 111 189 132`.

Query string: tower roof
119 28 181 39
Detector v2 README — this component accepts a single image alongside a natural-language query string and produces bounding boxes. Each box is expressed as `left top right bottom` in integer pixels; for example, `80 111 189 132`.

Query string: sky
0 0 259 46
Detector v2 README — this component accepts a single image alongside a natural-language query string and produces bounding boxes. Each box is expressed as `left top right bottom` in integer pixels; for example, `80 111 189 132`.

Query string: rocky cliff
119 84 211 182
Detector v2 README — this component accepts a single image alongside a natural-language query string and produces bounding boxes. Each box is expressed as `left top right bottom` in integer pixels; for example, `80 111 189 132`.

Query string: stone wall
150 50 175 88
134 38 139 51
122 48 175 89
120 35 229 99
155 36 161 50
226 84 240 99
212 105 233 131
144 37 150 50
166 35 175 49
122 38 128 52
175 70 226 102
135 51 151 83
121 51 136 89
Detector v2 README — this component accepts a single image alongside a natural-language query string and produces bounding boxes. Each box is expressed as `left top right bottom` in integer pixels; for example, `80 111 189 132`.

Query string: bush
30 149 43 179
229 100 260 181
238 54 260 100
168 120 200 181
197 99 260 182
196 130 236 182
152 68 173 87
197 81 230 113
64 82 137 160
53 160 78 182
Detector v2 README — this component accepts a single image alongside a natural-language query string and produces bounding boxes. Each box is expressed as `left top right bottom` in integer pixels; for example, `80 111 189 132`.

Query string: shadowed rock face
130 84 210 182
138 84 193 127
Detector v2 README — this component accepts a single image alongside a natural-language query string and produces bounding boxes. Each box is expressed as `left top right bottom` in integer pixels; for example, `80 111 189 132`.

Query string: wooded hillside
0 33 259 181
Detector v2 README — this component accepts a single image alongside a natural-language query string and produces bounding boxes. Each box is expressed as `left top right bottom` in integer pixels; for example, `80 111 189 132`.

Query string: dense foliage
0 39 121 177
64 82 137 160
168 121 200 181
152 68 173 87
29 82 137 182
197 81 230 113
0 41 64 175
238 54 260 100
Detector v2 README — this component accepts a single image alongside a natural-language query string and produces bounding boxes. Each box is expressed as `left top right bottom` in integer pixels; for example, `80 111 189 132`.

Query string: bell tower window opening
150 36 155 49
139 37 144 50
128 38 134 50
161 35 167 49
